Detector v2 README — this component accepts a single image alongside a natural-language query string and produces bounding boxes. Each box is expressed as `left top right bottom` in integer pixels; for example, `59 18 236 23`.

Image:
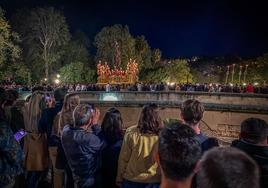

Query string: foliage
256 53 268 83
139 66 169 82
0 7 28 83
60 31 92 67
140 59 192 83
60 61 96 83
135 35 152 69
95 24 136 68
0 7 20 67
191 68 222 83
11 7 70 81
167 59 192 83
151 49 162 64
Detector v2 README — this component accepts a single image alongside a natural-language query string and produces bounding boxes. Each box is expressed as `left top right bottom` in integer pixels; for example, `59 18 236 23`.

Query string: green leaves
60 61 96 84
0 7 21 67
95 24 136 68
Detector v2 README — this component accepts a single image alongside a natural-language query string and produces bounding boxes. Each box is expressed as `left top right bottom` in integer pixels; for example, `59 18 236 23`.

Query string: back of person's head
181 99 204 126
25 91 45 131
240 118 268 144
197 147 260 188
101 107 123 144
138 103 162 135
54 87 67 102
32 85 44 92
4 89 19 106
158 122 201 181
62 93 80 113
73 104 93 127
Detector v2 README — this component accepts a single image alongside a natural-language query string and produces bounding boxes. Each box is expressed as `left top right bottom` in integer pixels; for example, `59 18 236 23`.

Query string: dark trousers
26 171 43 188
122 180 160 188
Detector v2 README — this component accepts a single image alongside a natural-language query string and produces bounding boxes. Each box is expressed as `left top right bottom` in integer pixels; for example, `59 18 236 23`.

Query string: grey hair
73 104 93 127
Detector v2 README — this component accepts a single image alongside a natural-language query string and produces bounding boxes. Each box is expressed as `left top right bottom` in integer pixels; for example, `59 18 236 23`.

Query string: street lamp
56 74 60 78
54 79 60 84
231 64 235 83
44 78 48 82
238 65 242 84
225 65 230 84
243 64 248 83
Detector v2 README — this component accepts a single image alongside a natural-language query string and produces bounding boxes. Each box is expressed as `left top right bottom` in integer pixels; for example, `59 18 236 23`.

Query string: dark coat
0 121 23 187
101 139 122 188
61 125 105 188
232 139 268 188
38 102 63 146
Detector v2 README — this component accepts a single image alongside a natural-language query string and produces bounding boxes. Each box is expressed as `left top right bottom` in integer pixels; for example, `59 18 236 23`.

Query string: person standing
231 118 268 188
38 88 67 188
156 122 201 188
101 108 124 188
116 104 162 188
62 105 105 188
0 88 23 188
23 91 49 188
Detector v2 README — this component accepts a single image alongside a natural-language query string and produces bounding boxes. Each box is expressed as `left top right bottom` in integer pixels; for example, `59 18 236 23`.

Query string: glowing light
243 83 247 86
56 74 60 78
170 82 175 86
102 94 118 101
54 79 60 84
254 82 259 86
230 83 233 87
44 78 47 81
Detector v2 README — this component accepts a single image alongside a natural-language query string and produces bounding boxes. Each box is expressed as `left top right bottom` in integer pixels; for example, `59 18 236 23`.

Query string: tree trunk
44 45 49 81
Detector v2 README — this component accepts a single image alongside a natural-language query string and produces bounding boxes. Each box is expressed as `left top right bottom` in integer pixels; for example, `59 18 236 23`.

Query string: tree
151 49 162 64
256 53 268 83
135 35 152 69
139 66 169 82
12 7 70 81
60 61 96 83
167 59 192 83
60 31 92 67
0 7 20 66
0 7 23 82
139 59 192 83
94 24 136 68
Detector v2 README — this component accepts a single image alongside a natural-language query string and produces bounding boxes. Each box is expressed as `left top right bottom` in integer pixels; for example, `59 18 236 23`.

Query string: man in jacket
231 118 268 188
61 104 105 188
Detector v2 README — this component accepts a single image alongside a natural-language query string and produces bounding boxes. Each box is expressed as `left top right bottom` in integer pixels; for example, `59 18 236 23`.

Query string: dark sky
1 0 268 58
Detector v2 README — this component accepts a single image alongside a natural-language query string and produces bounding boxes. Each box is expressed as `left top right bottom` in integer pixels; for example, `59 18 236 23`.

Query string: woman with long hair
101 107 124 188
53 93 80 188
116 104 163 188
23 91 49 188
55 93 80 134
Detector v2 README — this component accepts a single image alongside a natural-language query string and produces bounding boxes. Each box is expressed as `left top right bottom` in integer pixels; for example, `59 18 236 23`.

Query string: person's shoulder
62 124 71 133
125 125 138 134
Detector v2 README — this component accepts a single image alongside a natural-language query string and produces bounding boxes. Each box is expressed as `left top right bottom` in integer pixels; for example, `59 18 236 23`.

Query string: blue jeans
122 180 160 188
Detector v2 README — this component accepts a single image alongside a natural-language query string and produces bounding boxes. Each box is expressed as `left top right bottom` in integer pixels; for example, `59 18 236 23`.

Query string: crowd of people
0 86 268 188
1 82 268 94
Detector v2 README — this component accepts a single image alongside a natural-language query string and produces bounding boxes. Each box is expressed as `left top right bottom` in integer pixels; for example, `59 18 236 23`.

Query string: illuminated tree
95 24 136 68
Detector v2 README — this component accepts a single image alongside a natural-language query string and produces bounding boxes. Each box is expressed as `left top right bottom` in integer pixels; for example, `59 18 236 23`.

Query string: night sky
1 0 268 58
